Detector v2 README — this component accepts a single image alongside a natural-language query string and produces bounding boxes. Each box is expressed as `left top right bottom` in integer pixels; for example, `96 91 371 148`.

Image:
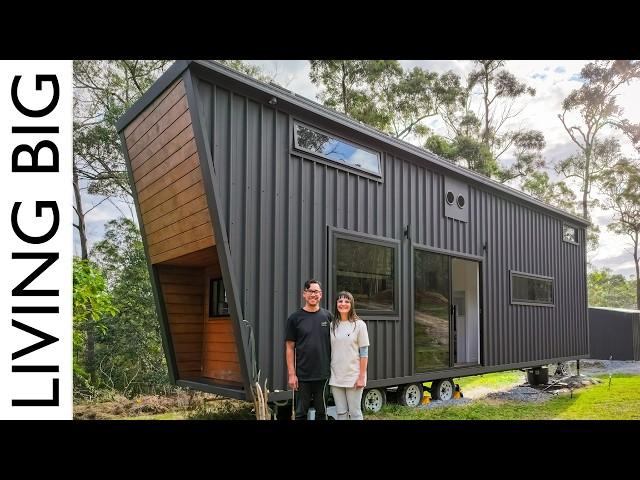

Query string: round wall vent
446 191 455 205
457 195 465 208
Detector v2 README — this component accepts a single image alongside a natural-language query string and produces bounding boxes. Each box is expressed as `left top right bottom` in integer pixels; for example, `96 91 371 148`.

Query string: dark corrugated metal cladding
193 72 588 392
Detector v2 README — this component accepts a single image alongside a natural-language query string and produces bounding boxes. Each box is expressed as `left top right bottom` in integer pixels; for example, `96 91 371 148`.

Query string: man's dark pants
295 379 328 420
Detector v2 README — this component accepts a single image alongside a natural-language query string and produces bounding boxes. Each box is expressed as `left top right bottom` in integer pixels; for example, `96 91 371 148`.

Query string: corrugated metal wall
193 72 589 392
589 308 640 361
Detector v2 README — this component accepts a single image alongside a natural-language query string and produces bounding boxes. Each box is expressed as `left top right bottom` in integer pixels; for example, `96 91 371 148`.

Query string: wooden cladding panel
203 317 242 383
158 264 205 379
152 236 215 265
124 81 185 142
124 78 214 265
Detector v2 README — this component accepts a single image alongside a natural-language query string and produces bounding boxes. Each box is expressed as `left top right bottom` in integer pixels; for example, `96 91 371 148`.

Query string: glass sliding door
414 249 451 372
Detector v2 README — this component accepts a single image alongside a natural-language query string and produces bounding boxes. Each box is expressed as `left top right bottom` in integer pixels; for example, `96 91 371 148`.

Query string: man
285 279 332 420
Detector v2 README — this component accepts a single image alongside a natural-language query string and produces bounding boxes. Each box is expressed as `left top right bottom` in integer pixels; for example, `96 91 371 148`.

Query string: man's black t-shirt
285 308 332 381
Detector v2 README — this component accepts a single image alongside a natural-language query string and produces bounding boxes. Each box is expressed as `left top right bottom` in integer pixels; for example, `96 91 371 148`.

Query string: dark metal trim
183 67 254 400
176 380 246 400
328 226 401 319
118 131 178 383
510 270 555 307
190 60 589 228
115 60 191 132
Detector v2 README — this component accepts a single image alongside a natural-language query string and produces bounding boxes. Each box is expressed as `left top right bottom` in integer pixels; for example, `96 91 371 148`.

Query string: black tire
398 383 424 407
362 388 386 413
431 378 455 401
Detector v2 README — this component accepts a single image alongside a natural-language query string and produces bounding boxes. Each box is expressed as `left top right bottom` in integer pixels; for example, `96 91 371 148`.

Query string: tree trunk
635 237 639 311
582 147 591 220
341 61 348 115
73 163 88 260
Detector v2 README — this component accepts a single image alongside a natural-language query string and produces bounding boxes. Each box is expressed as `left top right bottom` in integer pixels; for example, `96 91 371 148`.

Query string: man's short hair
304 279 321 290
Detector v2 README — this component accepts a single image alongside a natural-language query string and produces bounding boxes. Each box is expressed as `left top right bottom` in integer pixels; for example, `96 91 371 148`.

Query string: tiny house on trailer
116 60 590 413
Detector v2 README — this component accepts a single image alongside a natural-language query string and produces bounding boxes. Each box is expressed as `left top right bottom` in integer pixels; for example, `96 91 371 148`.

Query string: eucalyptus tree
597 159 640 309
557 60 640 220
428 60 543 181
309 60 462 142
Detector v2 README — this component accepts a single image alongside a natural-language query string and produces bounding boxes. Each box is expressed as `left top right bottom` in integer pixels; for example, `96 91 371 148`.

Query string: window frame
509 270 555 307
292 120 382 179
208 278 230 317
562 223 579 245
328 227 400 320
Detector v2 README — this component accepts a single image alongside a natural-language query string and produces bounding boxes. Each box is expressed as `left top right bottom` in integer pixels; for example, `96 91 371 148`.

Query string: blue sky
76 60 640 279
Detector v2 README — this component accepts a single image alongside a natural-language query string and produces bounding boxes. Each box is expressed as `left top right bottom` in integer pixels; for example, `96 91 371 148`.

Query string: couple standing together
285 279 370 420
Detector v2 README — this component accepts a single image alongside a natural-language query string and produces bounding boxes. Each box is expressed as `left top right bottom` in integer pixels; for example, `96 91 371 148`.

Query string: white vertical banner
0 61 72 419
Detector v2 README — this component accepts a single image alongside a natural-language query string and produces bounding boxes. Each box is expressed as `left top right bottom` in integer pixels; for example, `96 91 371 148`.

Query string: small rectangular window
563 224 578 244
293 122 381 176
335 236 396 314
511 272 554 306
209 278 229 317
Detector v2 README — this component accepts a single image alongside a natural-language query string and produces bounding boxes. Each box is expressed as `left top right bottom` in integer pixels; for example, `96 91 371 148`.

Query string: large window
510 271 554 306
293 122 381 176
334 234 397 315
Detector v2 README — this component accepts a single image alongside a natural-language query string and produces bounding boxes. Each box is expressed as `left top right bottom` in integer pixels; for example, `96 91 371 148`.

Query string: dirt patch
73 390 223 420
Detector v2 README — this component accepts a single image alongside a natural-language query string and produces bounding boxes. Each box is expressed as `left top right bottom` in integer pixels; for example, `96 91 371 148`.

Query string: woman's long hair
332 291 359 335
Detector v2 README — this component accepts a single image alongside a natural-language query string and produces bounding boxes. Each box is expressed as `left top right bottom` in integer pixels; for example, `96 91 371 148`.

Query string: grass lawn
454 370 524 392
369 374 640 420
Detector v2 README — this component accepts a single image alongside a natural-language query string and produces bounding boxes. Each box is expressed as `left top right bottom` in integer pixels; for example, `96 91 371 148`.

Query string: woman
329 291 370 420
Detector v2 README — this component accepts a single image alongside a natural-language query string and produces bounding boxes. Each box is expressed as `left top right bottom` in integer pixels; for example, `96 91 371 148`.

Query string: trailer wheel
398 383 424 407
431 378 455 401
362 388 386 413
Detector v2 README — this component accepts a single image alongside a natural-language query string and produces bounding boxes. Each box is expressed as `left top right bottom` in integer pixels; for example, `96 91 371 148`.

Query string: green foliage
466 60 536 156
596 160 640 308
428 61 543 181
73 258 117 395
217 60 272 83
425 134 499 178
309 60 461 142
588 268 637 309
520 171 576 213
309 60 397 131
73 60 172 201
89 218 169 396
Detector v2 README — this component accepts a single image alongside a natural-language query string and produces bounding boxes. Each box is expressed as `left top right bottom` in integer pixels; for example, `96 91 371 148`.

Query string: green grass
454 370 524 392
370 374 640 420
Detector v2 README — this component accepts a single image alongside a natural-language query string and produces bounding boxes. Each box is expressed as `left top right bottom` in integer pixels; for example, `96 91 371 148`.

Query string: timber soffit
116 59 590 228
